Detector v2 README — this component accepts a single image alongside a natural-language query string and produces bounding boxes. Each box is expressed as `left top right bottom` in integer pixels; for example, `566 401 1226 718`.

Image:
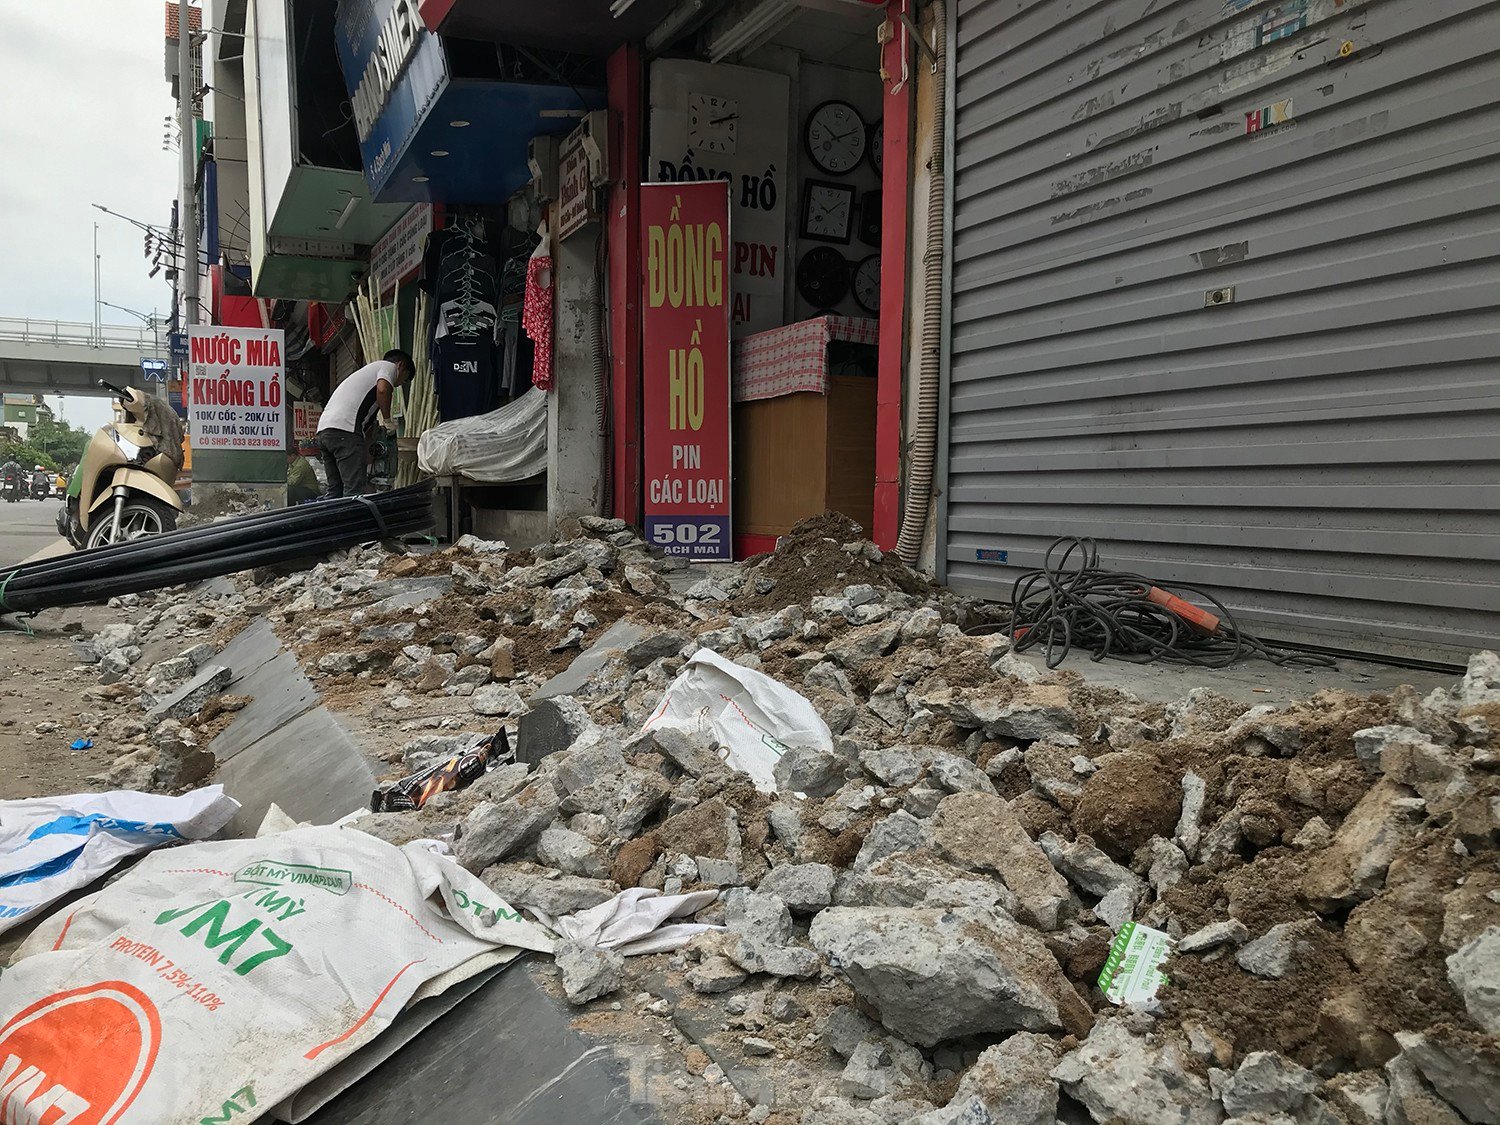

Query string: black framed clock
852 254 881 314
804 100 867 176
858 190 881 247
800 179 856 244
868 120 883 175
796 247 851 308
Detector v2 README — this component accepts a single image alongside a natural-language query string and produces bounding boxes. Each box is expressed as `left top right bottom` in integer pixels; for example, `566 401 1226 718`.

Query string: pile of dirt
733 511 936 612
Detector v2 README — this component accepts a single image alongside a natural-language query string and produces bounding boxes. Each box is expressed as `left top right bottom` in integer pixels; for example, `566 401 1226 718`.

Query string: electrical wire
1008 537 1337 670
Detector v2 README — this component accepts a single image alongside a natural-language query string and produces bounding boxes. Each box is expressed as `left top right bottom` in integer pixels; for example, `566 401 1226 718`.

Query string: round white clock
805 100 866 176
689 92 738 156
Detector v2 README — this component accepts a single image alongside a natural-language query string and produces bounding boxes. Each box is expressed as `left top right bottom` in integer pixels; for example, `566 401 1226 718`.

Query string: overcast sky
1 1 181 430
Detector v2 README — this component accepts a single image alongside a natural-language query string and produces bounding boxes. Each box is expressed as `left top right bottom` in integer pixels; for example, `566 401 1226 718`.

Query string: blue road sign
168 332 189 361
140 358 169 383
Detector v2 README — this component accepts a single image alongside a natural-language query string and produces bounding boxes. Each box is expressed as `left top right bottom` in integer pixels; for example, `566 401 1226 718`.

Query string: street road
0 494 71 567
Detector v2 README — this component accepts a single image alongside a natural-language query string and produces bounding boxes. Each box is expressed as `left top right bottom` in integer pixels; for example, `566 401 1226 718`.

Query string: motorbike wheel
85 497 178 549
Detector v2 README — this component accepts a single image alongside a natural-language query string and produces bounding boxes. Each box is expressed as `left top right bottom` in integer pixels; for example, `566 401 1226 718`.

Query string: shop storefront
311 0 925 554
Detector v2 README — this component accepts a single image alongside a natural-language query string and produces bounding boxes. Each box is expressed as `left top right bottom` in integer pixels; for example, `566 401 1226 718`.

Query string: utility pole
178 0 200 328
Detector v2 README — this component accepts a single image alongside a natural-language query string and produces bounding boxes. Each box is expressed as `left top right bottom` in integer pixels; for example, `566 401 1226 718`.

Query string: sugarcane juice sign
187 326 286 451
641 182 731 561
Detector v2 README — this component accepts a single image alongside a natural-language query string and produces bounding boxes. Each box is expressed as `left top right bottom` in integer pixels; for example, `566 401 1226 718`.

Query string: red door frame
607 45 644 526
873 0 914 552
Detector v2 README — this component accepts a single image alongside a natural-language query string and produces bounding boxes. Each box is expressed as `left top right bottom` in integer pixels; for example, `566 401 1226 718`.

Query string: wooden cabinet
732 374 877 541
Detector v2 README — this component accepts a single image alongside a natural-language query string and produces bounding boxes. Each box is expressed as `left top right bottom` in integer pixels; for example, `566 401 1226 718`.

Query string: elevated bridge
0 317 164 396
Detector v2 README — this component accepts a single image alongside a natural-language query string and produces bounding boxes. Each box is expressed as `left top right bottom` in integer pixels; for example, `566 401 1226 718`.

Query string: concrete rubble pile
70 512 1500 1125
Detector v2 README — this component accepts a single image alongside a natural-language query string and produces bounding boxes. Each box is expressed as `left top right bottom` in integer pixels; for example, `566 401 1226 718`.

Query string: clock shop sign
649 61 790 336
640 182 732 561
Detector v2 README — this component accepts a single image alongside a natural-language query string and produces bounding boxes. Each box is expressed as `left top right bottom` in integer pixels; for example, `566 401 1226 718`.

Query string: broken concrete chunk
852 810 928 873
1235 919 1322 980
931 792 1069 931
1051 1018 1220 1125
1040 831 1144 901
1446 926 1500 1033
1219 1051 1320 1118
911 1033 1060 1125
810 906 1092 1047
456 782 560 872
1384 1052 1468 1125
774 744 847 797
534 825 608 879
1303 778 1419 912
1176 770 1208 858
146 664 232 721
639 725 722 778
758 862 835 913
625 630 689 669
860 746 925 788
723 889 819 979
1178 919 1250 954
1322 1071 1389 1125
925 752 996 795
840 1036 928 1101
687 954 747 994
481 865 616 916
919 684 1076 742
1395 1029 1500 1124
1142 837 1189 895
555 939 624 1005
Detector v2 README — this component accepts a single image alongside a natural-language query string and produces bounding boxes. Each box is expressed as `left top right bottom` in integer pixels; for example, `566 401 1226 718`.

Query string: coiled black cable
1008 537 1336 670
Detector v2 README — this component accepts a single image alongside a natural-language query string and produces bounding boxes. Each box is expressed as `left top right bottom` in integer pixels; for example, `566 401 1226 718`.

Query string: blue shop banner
334 0 448 197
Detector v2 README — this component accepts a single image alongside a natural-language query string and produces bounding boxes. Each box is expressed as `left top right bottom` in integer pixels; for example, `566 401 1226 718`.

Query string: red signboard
641 182 732 560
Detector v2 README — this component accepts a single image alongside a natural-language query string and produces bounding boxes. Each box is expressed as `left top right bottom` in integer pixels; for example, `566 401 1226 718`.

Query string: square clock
800 179 856 244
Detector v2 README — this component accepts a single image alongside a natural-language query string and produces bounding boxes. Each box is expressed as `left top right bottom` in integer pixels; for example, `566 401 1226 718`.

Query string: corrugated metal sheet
940 0 1500 659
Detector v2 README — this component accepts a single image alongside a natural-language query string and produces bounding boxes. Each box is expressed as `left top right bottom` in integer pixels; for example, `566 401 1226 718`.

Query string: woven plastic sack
0 825 552 1123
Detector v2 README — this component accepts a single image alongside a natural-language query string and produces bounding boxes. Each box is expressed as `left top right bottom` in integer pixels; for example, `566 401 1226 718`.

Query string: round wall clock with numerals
804 100 866 176
796 246 851 307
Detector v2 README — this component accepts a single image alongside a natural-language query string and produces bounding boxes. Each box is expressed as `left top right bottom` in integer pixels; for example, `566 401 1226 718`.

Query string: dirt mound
734 510 934 612
1071 753 1181 860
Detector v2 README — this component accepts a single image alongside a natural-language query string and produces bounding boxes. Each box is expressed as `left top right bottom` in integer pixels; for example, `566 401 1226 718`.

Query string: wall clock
852 254 881 314
797 247 851 307
801 179 856 244
858 190 881 247
804 100 866 175
868 120 883 174
688 92 738 156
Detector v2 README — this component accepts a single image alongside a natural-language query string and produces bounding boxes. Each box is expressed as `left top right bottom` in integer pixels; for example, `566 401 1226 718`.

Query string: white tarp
417 387 547 482
641 648 833 793
0 785 239 936
0 825 552 1124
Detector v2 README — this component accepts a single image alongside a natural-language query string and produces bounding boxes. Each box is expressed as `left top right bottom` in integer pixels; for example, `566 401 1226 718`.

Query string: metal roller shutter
938 0 1500 660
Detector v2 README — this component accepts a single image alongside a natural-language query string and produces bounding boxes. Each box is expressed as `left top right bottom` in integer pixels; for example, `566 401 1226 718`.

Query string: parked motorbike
58 381 185 549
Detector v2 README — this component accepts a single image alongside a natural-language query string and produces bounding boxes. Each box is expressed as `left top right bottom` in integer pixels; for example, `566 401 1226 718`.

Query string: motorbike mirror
98 379 133 399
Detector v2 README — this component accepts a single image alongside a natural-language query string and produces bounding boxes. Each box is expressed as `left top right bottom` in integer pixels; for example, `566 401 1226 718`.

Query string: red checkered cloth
731 315 879 403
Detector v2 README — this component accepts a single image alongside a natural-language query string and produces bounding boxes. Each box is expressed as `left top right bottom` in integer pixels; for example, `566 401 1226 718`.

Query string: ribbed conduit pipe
895 0 946 566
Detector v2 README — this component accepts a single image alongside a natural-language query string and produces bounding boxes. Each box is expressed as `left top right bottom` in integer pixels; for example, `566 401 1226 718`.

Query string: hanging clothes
420 216 502 421
523 224 555 391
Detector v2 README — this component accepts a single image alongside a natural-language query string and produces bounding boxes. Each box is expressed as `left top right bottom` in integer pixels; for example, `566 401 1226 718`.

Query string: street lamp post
98 302 168 399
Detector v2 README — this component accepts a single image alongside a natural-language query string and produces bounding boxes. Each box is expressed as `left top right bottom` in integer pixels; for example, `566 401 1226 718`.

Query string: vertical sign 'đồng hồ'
641 182 732 560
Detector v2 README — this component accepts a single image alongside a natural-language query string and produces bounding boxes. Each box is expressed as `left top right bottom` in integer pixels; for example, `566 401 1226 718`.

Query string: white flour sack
0 825 553 1123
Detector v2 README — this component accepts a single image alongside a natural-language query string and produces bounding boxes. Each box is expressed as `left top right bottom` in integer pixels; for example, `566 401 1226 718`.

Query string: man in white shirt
315 349 414 497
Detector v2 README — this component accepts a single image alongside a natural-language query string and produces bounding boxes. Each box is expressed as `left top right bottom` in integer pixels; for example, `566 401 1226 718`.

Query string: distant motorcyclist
1 459 21 502
30 467 50 499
